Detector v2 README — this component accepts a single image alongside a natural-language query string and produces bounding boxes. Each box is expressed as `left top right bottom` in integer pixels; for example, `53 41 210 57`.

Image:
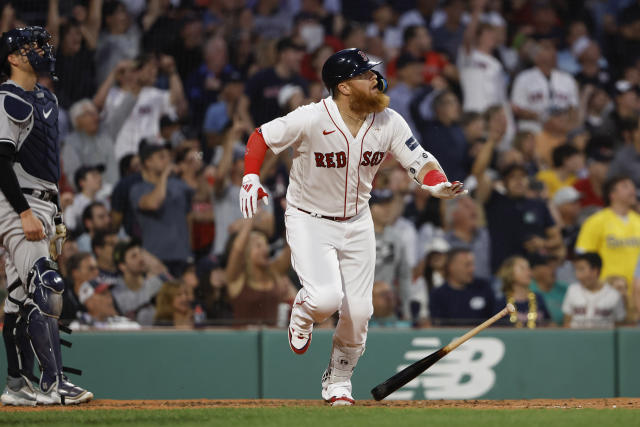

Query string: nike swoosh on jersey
43 108 52 119
322 130 335 135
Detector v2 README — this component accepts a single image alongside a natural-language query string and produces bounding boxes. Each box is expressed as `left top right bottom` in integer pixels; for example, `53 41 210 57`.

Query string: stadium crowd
1 0 640 330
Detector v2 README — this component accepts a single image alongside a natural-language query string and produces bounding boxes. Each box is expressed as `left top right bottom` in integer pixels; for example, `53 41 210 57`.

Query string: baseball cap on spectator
396 53 423 70
424 236 451 255
278 84 304 108
369 188 394 205
552 186 582 206
77 279 116 305
220 69 243 86
113 239 140 267
138 138 171 163
613 80 636 97
74 164 105 189
585 136 614 163
276 37 306 54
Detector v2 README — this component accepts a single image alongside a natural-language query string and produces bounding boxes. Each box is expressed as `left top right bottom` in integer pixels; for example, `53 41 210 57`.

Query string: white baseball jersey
457 48 507 113
108 86 176 161
510 67 579 132
261 96 431 218
561 282 625 329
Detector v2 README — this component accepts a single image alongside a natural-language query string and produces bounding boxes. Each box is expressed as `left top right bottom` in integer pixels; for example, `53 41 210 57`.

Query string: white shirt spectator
510 67 579 132
107 87 176 161
561 282 625 328
457 47 507 112
63 186 112 232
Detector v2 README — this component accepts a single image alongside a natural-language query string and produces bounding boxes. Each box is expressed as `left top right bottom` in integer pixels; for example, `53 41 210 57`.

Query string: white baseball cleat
322 381 355 406
288 327 312 355
1 376 36 406
36 378 93 405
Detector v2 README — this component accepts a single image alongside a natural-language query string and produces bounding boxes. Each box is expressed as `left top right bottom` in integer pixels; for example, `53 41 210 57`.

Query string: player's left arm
387 110 466 199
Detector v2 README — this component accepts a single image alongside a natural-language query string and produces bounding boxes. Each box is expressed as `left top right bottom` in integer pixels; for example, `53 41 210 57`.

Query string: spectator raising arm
78 0 103 50
138 164 172 211
160 55 188 118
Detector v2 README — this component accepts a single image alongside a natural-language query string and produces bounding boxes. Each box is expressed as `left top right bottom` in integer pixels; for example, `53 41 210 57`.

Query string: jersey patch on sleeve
405 136 419 151
3 93 33 123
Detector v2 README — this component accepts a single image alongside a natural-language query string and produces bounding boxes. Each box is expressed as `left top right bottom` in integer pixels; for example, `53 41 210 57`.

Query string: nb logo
43 108 52 119
388 337 505 400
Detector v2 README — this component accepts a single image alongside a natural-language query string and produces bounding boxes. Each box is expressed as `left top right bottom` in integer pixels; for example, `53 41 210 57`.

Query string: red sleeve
244 128 269 175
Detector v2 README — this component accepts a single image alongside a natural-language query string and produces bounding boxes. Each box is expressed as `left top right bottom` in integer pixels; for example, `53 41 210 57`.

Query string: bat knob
506 303 516 314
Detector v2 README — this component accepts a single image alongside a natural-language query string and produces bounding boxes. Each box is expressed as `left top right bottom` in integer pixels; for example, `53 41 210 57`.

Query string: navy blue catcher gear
0 82 60 183
0 26 57 80
321 48 386 93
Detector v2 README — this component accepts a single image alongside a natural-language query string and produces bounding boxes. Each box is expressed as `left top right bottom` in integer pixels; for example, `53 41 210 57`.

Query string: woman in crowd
497 256 550 328
225 217 296 326
154 281 194 328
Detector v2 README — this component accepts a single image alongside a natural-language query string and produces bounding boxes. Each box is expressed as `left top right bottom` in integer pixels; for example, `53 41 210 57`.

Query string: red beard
348 84 390 114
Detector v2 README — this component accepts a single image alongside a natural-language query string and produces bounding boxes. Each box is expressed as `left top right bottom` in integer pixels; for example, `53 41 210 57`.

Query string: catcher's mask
0 26 57 81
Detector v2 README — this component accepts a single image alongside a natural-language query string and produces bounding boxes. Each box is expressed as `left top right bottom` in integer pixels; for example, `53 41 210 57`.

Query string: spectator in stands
111 153 143 238
563 252 626 328
47 0 100 108
110 240 170 326
369 281 411 328
370 189 412 319
476 162 562 272
91 229 120 282
595 81 639 144
253 0 294 40
443 196 491 282
95 0 141 84
607 115 640 188
244 37 308 126
185 36 235 126
511 39 579 133
61 252 109 324
574 39 610 89
552 187 583 259
225 218 296 326
458 0 506 114
63 93 135 189
203 69 251 142
415 90 469 183
574 136 614 209
76 201 112 253
536 144 585 197
387 54 426 137
496 256 550 328
528 253 569 326
512 130 539 176
429 248 495 326
154 281 194 328
111 53 186 161
576 176 640 294
195 259 233 324
64 165 111 232
130 140 193 277
169 15 204 83
430 0 466 63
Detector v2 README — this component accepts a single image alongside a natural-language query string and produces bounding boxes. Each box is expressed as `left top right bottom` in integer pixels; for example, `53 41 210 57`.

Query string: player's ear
337 81 351 97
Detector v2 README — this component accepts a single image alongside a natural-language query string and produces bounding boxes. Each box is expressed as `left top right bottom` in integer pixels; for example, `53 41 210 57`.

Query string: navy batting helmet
322 48 386 93
0 26 57 80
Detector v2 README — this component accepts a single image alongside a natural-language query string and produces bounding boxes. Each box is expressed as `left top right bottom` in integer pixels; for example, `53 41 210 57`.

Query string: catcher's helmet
0 26 57 80
322 48 382 92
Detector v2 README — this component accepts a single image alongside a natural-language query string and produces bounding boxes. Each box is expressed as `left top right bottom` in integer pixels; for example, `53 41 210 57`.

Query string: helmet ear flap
373 70 387 93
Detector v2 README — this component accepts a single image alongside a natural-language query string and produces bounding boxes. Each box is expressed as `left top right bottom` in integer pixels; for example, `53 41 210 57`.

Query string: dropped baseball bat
370 303 516 401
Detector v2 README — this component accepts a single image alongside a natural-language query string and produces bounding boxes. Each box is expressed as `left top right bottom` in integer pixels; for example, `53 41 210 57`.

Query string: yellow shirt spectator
575 208 640 286
535 170 577 196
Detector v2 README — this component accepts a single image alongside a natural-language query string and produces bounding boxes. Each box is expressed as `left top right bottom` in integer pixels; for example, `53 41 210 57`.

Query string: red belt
296 207 353 222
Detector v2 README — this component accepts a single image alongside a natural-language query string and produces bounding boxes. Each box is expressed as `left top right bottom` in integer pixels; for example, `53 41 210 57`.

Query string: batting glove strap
239 174 269 219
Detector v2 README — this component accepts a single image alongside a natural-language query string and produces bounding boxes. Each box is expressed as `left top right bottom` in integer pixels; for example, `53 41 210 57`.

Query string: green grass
1 408 639 427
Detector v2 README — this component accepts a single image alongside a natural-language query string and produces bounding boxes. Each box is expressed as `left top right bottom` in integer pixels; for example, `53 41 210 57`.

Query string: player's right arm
0 93 44 241
239 104 311 218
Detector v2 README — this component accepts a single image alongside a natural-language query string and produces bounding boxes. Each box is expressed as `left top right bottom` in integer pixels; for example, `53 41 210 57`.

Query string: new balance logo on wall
388 337 505 400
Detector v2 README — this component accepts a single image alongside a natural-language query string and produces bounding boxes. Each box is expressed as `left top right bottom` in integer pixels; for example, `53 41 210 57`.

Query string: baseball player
0 27 92 405
240 48 465 405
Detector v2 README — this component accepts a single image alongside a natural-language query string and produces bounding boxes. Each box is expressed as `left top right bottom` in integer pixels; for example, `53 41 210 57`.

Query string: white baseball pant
285 205 375 350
